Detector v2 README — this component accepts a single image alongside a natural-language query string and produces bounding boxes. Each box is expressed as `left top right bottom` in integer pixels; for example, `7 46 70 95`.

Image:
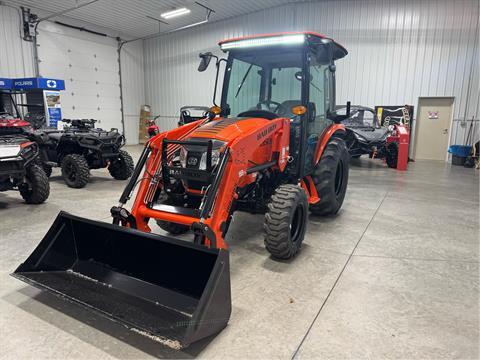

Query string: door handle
443 128 448 134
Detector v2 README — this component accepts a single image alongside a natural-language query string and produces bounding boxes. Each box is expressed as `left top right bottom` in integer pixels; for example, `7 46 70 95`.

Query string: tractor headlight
179 146 188 167
199 149 221 170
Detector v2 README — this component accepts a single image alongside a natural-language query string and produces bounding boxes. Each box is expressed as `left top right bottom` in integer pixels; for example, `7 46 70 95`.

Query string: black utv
341 106 398 168
31 119 134 188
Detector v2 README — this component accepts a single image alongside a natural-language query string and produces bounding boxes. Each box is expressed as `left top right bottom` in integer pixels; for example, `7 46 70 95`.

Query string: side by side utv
342 105 408 168
31 118 134 188
13 32 352 349
0 114 49 204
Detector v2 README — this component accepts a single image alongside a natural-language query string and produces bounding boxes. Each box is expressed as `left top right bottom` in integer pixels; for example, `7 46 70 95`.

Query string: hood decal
191 117 249 136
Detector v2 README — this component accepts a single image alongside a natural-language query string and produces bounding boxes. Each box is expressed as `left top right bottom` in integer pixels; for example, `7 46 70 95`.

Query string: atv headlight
199 149 221 170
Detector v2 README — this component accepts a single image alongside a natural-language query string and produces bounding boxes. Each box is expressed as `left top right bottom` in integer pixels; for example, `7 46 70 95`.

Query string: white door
37 22 122 132
414 97 454 161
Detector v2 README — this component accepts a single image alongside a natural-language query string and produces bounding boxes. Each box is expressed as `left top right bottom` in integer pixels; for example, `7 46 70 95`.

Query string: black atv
341 105 398 168
31 119 134 188
0 117 49 204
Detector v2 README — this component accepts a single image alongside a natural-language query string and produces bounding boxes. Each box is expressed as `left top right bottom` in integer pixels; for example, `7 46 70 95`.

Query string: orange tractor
13 32 351 349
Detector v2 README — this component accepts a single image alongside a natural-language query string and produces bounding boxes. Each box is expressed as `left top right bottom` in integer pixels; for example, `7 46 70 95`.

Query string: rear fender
313 124 346 165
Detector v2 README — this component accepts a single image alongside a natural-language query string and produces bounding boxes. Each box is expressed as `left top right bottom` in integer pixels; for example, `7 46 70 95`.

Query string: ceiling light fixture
161 7 191 19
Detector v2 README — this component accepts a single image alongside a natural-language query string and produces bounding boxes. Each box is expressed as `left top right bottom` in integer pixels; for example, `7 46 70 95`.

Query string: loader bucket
11 211 231 349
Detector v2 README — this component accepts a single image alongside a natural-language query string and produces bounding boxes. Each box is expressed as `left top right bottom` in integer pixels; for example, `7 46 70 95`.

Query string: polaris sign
13 78 65 91
0 78 13 90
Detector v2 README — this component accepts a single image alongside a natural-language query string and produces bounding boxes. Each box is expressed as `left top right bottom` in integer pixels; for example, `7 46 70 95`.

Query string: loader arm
131 117 290 249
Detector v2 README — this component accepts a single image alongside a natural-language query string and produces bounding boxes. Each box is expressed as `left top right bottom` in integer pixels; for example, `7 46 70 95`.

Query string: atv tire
264 184 308 260
108 150 134 180
385 142 398 168
35 158 52 177
156 220 190 235
20 164 50 204
310 137 349 216
61 154 90 188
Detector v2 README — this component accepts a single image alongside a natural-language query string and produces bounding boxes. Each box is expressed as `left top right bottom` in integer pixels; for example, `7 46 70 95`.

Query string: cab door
303 50 333 174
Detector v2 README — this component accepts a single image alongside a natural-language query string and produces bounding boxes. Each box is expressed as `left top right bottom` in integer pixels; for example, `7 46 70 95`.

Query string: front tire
264 184 308 260
385 142 398 168
20 164 50 204
310 137 349 216
108 150 134 180
61 154 90 188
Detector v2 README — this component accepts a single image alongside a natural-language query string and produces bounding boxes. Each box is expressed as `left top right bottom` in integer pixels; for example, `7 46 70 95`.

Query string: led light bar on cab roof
220 34 305 50
161 7 190 19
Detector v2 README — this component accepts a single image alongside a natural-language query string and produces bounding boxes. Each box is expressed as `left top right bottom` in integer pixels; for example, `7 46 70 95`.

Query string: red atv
0 115 49 204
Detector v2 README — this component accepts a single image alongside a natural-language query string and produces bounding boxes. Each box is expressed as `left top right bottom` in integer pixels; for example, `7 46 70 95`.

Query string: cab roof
219 31 348 60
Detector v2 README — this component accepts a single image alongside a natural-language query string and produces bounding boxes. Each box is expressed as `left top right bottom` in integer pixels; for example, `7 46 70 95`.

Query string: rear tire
108 150 134 180
264 184 308 260
20 164 50 204
61 154 90 188
310 137 349 216
385 142 398 168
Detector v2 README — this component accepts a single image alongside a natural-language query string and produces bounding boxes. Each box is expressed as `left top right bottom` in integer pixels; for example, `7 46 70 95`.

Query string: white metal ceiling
3 0 299 38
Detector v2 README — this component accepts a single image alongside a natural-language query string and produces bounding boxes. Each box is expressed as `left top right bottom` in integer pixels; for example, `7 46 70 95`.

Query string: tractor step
12 211 231 349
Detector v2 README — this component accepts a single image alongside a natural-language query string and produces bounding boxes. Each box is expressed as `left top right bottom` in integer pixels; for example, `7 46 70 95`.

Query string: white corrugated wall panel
0 5 35 78
144 0 479 135
121 40 145 145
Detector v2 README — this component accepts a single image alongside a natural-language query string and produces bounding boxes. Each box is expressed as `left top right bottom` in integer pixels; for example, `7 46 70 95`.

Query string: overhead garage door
37 22 122 132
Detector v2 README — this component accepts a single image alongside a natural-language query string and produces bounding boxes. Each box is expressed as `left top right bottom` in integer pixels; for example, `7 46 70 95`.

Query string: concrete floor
0 145 478 359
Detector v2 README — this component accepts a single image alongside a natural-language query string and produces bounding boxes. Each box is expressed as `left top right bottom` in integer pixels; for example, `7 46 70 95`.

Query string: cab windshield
222 48 304 118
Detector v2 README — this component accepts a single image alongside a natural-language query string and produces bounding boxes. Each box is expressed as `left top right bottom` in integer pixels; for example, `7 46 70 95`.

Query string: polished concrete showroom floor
1 145 478 359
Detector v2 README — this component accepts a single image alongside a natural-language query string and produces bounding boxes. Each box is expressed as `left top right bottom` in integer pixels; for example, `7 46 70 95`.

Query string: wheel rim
335 160 344 196
65 161 77 182
290 205 305 243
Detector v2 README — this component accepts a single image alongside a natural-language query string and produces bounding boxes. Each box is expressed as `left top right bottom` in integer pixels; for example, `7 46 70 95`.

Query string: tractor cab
200 32 348 176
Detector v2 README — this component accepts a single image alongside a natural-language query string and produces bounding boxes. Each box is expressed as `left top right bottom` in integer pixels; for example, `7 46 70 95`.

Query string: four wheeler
0 114 49 204
342 105 401 168
31 118 134 188
14 32 352 349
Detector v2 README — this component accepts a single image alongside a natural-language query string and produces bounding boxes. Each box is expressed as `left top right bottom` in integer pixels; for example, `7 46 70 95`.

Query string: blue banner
0 78 13 89
13 78 65 91
48 108 62 127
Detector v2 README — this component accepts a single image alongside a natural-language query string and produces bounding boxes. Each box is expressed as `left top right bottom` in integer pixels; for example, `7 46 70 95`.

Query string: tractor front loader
13 32 351 349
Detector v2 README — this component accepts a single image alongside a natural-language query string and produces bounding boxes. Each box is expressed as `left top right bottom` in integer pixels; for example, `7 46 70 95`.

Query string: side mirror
198 52 213 72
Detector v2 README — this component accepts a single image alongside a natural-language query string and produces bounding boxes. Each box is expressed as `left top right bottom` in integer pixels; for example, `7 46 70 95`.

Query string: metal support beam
36 0 101 23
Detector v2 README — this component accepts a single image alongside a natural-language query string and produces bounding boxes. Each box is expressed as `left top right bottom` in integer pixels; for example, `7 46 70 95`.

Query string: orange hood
187 117 271 142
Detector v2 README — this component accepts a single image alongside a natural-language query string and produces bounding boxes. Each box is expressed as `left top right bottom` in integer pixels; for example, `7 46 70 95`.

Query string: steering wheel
257 100 288 116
